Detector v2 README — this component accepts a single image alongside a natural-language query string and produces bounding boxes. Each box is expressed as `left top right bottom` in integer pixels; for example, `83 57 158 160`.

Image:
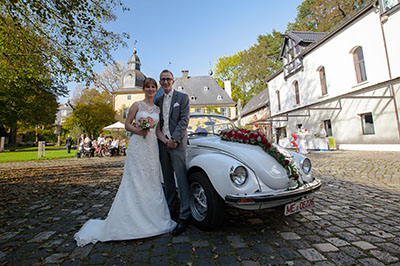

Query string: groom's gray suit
155 89 191 220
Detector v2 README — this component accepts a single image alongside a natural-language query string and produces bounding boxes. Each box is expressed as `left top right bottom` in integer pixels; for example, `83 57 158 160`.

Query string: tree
286 0 319 31
287 0 372 32
1 0 129 83
240 30 283 103
1 0 127 143
71 86 112 106
63 102 116 138
214 31 283 105
213 52 245 104
0 16 67 144
94 61 126 95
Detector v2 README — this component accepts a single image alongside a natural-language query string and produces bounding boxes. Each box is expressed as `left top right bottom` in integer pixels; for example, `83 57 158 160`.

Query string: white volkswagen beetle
186 113 322 230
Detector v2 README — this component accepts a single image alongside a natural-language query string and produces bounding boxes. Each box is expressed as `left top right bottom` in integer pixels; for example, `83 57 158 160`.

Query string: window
318 66 328 95
353 47 367 83
204 86 209 91
276 127 287 140
361 113 375 135
190 96 197 101
381 0 400 11
194 108 202 113
276 91 281 111
220 107 230 117
123 108 129 119
127 95 131 100
294 81 300 104
323 120 333 137
217 95 222 100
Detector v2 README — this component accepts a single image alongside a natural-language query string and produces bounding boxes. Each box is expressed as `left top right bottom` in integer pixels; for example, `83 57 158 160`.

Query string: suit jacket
155 89 190 150
65 137 72 146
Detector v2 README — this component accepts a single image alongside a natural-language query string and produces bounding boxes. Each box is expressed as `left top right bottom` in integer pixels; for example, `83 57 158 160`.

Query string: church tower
113 45 146 121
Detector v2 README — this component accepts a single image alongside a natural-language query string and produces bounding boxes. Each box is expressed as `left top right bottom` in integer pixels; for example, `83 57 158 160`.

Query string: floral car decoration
220 128 302 187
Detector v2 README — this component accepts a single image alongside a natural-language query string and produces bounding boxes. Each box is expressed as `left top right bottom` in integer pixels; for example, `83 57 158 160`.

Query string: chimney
223 79 232 98
182 70 189 80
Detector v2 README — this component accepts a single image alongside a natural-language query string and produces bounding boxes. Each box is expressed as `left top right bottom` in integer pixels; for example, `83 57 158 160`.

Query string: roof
173 75 235 106
241 89 270 116
285 31 327 43
269 2 375 82
279 31 328 59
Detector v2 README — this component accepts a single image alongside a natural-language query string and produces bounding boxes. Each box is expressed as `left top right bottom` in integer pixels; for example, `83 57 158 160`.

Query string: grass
4 145 65 151
0 148 77 162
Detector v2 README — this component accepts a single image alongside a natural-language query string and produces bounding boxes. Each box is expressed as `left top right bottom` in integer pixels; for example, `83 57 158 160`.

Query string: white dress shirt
162 89 174 139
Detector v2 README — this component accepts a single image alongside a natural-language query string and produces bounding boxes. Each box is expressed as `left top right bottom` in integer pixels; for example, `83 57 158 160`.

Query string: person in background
111 138 119 156
119 139 127 156
318 124 327 138
65 135 72 153
97 134 106 157
78 134 85 145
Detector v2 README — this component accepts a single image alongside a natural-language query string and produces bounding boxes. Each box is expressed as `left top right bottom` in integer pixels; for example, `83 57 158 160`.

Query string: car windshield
188 115 236 137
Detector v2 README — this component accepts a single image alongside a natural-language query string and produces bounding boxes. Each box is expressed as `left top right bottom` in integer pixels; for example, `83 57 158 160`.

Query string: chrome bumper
225 178 322 204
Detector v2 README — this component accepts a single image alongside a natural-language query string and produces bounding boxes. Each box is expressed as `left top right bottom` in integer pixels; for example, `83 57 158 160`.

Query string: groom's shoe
169 209 179 222
172 219 189 236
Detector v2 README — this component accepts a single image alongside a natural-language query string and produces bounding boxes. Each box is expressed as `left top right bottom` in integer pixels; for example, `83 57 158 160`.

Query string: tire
189 171 225 230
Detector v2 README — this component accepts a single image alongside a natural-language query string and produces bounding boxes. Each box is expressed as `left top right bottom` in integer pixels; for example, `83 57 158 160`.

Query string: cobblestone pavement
1 151 400 265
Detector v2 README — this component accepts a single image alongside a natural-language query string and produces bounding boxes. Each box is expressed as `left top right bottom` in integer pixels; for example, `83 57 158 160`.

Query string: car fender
187 153 261 199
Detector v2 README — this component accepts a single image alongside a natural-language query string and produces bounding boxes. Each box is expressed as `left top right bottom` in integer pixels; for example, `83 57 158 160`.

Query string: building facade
239 89 272 139
113 50 236 121
170 70 236 119
266 0 400 151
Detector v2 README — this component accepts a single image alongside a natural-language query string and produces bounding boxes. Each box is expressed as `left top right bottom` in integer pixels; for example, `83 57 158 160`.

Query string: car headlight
301 158 312 174
229 164 248 187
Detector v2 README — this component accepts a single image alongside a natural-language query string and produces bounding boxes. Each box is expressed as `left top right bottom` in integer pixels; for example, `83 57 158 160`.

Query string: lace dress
75 101 176 247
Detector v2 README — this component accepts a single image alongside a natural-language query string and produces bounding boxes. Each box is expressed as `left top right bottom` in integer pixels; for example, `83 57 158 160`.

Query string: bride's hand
137 129 149 137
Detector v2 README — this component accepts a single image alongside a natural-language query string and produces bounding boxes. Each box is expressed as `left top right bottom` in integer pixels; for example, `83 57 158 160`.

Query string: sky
60 0 304 103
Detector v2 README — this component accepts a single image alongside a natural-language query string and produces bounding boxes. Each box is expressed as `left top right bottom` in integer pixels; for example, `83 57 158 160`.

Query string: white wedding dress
75 101 176 247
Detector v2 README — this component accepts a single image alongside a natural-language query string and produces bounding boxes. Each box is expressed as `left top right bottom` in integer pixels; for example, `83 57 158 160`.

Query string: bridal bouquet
135 117 156 139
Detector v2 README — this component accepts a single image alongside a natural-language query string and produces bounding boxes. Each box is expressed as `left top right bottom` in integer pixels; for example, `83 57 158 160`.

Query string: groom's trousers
159 141 191 221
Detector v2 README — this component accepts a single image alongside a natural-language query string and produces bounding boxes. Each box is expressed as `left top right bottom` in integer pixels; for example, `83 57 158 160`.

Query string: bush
39 129 57 143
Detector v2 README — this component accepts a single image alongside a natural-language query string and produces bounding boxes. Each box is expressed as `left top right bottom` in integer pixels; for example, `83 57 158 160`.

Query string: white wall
268 7 400 147
382 8 400 78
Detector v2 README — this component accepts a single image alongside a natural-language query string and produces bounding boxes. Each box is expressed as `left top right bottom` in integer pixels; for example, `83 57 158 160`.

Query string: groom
155 69 191 236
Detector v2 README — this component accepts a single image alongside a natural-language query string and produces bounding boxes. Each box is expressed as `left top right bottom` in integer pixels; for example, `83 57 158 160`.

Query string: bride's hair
143 77 157 89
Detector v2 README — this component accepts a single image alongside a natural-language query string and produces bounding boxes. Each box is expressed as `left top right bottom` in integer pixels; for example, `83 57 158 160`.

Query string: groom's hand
166 139 178 150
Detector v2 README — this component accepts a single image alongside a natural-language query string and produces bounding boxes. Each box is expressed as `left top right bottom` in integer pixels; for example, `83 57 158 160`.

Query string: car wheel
189 171 224 230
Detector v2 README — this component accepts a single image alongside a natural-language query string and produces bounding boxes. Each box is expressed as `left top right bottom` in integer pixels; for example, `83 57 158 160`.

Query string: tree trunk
9 127 17 146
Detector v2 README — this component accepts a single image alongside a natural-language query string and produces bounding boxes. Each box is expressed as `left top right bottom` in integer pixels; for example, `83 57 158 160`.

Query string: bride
75 77 176 247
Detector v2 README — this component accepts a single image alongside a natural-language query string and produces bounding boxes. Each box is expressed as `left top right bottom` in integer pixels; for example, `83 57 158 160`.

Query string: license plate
284 197 314 216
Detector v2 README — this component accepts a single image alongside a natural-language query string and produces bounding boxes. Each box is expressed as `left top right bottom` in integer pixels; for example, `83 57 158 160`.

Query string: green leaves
1 0 129 83
287 0 371 32
63 102 116 137
214 52 245 104
213 30 282 105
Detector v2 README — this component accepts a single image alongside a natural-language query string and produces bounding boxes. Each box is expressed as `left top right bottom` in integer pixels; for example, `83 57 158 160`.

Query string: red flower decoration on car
219 128 301 186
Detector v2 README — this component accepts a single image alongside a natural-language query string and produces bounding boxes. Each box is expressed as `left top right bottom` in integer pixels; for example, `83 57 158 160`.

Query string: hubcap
190 181 207 221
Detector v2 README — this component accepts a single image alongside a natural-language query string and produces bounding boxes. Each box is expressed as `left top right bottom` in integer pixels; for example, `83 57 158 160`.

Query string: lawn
0 148 77 162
